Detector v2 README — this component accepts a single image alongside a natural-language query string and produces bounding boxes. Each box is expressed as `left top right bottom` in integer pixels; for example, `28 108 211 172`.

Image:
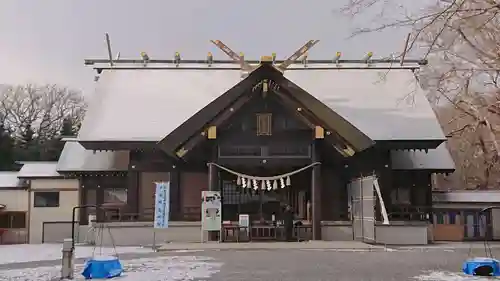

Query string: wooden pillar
169 170 181 220
79 178 89 225
208 163 218 191
96 183 105 222
426 173 434 223
207 146 219 241
311 141 322 240
208 144 219 191
127 171 139 215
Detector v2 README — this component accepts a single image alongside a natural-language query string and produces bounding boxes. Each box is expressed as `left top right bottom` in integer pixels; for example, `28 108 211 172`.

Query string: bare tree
0 84 86 142
341 0 500 189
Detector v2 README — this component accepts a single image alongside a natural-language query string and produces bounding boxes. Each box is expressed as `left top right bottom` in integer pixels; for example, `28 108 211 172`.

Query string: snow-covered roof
77 66 242 142
391 142 455 171
0 172 22 188
57 141 128 172
17 162 61 178
77 62 445 142
284 67 445 141
433 191 500 203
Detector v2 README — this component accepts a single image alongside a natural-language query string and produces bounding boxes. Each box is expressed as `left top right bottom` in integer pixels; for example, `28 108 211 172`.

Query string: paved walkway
157 240 500 252
396 241 500 250
158 241 388 252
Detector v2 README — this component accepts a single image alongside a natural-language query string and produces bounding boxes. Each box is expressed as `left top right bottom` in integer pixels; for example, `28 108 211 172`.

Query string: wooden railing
218 145 311 158
388 205 432 221
221 224 312 242
99 206 202 222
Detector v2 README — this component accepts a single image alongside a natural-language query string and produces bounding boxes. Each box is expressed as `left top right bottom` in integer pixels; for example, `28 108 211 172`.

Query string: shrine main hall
52 42 454 245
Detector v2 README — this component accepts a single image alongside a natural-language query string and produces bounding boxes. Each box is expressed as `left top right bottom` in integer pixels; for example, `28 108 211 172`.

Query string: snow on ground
0 256 222 281
413 270 496 281
0 244 153 264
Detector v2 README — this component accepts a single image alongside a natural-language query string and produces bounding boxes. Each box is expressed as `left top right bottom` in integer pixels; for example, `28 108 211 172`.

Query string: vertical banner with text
154 181 170 229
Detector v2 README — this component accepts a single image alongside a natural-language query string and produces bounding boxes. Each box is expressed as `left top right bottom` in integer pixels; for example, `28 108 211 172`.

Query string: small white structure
17 162 80 244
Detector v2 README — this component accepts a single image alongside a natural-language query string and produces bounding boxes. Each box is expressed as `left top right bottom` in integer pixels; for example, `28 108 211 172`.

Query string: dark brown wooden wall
180 171 208 219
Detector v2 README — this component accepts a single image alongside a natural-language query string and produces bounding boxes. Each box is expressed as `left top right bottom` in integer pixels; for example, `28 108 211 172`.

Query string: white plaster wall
28 179 79 244
375 224 428 245
0 190 29 211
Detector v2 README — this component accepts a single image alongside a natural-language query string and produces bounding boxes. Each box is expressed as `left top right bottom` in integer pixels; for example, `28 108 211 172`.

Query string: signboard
239 214 249 228
154 181 170 229
201 191 222 231
238 214 250 235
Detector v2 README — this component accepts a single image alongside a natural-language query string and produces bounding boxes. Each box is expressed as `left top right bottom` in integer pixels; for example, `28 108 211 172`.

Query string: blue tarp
463 257 500 276
81 256 123 279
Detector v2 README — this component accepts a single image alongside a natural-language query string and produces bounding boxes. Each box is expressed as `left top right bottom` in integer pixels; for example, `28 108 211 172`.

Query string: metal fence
349 176 376 243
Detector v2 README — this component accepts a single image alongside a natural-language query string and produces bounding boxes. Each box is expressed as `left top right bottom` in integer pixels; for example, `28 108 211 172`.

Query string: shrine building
52 42 455 245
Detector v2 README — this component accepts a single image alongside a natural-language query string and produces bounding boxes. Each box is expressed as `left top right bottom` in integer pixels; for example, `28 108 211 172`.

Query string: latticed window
256 113 272 136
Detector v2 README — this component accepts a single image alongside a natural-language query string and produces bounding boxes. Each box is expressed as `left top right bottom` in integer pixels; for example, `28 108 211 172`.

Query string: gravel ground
3 247 500 280
202 248 500 281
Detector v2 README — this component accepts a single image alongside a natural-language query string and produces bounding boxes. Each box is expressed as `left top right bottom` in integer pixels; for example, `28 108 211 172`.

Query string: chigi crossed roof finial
86 34 427 73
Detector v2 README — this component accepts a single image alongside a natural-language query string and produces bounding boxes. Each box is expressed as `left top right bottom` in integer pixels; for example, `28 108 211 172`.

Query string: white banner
201 191 222 231
154 182 170 229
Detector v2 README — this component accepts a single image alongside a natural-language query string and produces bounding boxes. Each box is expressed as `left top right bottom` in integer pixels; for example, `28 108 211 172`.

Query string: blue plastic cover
81 256 123 279
463 257 500 276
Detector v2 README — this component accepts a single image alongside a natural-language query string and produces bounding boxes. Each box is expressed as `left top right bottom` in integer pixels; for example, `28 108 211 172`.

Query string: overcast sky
0 0 426 95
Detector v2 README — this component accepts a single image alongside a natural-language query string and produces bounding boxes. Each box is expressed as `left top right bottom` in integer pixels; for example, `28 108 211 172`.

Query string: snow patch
0 256 222 281
413 270 496 281
0 244 152 264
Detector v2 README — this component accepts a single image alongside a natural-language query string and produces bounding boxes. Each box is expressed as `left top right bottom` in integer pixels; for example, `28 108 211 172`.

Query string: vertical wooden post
207 146 219 241
127 171 139 216
127 151 140 217
208 145 219 191
79 178 88 225
96 182 105 222
426 173 434 224
208 163 218 191
311 141 322 240
169 170 181 220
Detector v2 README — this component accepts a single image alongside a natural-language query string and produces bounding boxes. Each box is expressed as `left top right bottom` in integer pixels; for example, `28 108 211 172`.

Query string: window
103 188 128 204
0 212 26 228
436 212 445 224
449 212 456 224
33 191 60 207
391 188 410 205
256 113 272 136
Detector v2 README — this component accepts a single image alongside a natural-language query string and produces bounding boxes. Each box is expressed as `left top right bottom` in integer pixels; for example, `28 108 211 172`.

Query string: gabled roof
78 60 445 150
57 141 128 172
159 63 374 156
17 162 61 178
391 142 455 172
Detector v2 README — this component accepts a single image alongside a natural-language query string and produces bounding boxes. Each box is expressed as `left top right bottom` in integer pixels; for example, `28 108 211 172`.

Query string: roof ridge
85 58 427 66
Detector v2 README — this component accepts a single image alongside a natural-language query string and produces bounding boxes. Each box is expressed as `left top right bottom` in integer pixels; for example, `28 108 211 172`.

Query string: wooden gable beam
265 68 374 152
272 90 315 129
175 93 252 159
272 89 355 157
158 65 267 157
